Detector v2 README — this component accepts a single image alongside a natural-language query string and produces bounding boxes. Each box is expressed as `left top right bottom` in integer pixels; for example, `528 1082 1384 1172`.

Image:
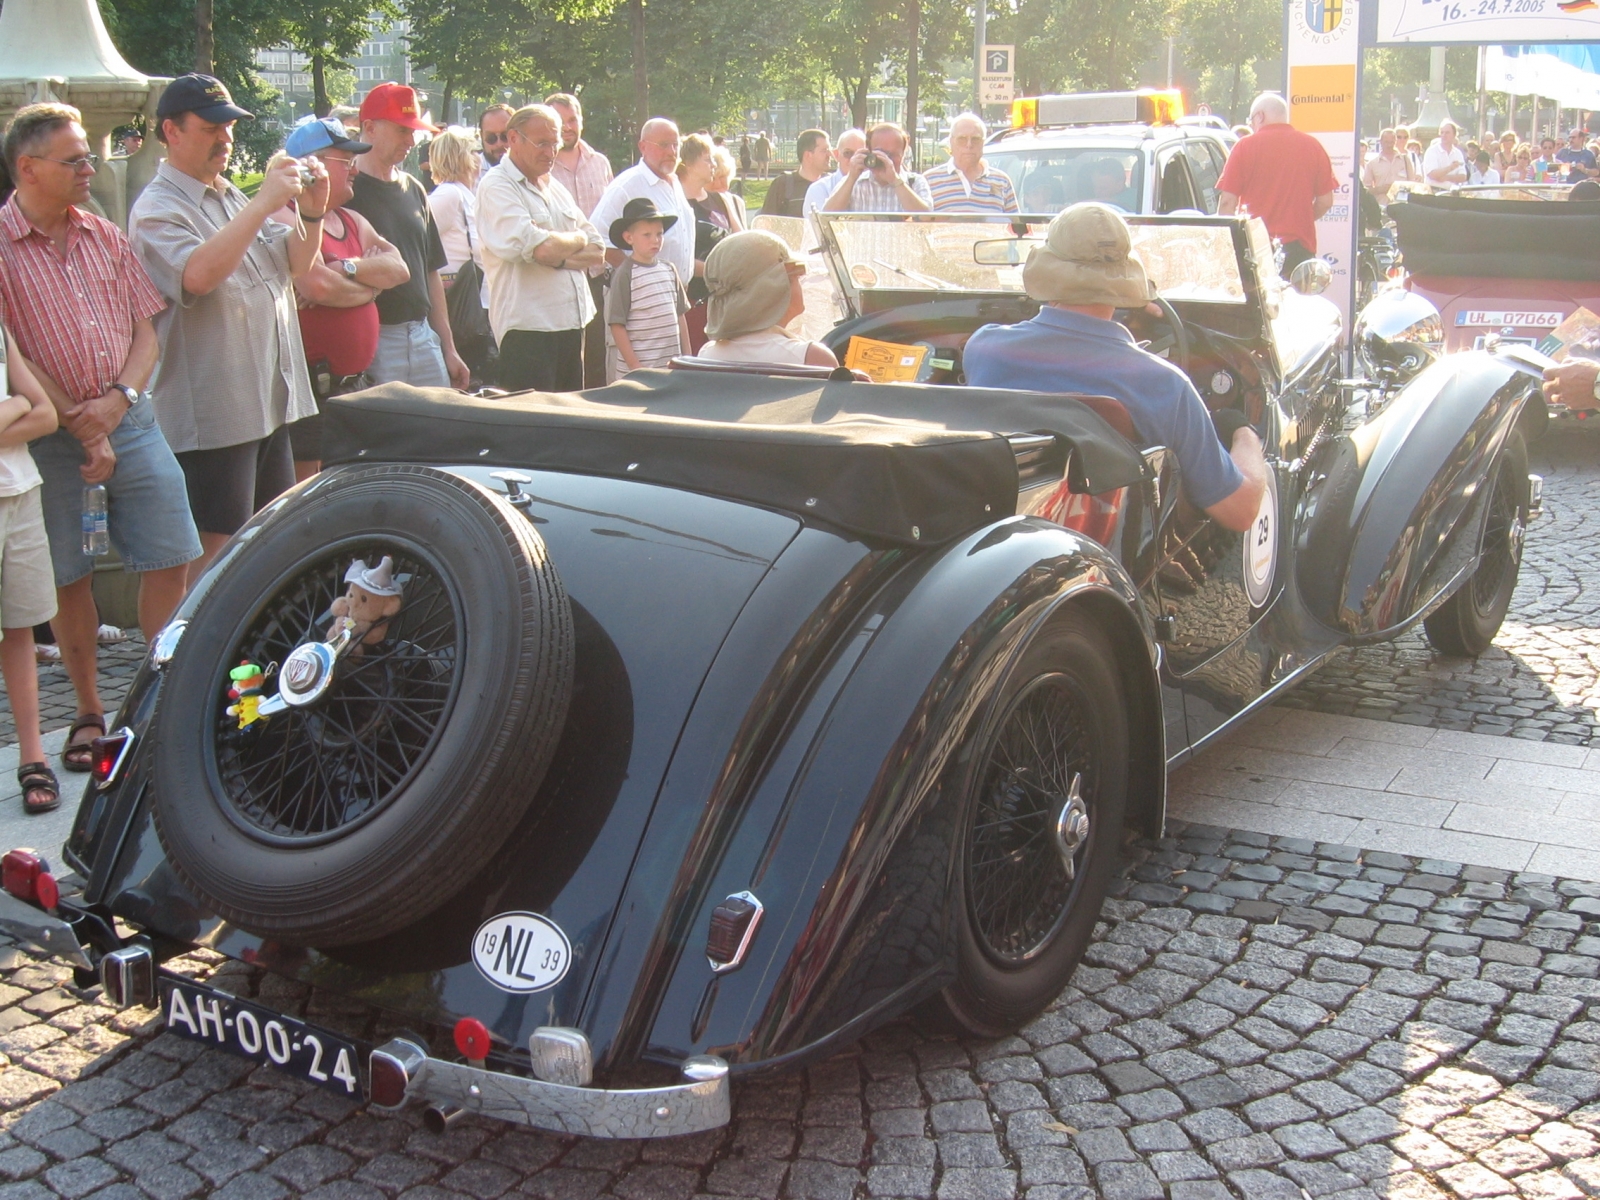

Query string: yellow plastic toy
227 661 266 729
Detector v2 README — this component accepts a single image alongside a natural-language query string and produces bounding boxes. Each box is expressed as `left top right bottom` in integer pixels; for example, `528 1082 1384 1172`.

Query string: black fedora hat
609 196 678 249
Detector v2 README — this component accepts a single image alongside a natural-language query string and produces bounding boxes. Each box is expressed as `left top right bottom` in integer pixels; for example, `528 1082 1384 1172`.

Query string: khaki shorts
0 487 59 630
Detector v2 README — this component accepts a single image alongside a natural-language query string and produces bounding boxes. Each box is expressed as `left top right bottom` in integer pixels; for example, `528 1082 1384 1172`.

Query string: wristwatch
1590 368 1600 407
110 383 140 407
340 259 359 280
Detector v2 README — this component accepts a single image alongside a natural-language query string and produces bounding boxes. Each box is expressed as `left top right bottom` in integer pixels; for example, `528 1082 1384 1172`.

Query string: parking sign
981 45 1014 104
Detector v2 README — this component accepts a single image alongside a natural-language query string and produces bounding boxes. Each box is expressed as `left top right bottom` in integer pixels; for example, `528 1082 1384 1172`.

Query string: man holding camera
129 73 323 581
821 122 932 213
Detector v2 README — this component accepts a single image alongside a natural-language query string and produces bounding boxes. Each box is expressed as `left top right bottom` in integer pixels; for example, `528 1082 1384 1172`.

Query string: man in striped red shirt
0 102 201 772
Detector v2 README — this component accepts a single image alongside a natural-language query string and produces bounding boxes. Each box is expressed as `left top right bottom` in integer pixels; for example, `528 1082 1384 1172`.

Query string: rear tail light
91 727 135 788
706 891 764 974
368 1039 427 1108
2 849 58 910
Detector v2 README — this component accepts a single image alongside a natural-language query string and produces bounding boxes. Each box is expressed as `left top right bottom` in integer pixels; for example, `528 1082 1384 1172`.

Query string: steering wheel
1117 297 1190 376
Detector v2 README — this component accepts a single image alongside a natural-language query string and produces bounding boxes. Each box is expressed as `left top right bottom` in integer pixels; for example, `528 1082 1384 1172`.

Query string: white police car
986 90 1231 216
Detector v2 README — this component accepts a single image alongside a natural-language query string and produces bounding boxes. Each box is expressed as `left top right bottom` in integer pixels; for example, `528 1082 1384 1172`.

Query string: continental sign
1289 64 1358 132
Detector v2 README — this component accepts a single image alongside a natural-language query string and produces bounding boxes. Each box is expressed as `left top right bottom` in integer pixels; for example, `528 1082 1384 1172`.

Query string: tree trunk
194 0 214 75
906 0 920 169
312 53 330 118
1229 58 1242 122
851 73 870 130
631 0 649 140
442 77 455 124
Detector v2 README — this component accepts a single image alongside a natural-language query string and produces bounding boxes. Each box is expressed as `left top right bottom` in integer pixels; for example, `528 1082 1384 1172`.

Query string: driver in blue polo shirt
963 203 1267 533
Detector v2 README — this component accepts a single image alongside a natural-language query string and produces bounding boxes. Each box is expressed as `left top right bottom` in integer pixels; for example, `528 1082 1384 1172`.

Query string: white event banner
1287 0 1362 332
1378 0 1600 45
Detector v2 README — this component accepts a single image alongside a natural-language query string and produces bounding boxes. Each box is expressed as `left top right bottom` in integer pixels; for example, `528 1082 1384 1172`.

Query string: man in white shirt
803 129 865 219
589 118 696 284
476 104 603 392
822 122 932 212
1423 121 1468 190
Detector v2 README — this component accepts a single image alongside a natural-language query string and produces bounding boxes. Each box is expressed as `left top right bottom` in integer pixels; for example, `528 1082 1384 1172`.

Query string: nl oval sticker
471 912 572 993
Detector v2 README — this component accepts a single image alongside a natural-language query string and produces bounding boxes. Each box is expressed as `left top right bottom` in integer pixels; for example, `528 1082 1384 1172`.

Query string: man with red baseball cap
346 83 469 389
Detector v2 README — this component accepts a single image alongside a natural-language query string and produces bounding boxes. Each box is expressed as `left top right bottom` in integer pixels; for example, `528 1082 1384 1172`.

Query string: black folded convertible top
1393 192 1600 281
323 370 1146 546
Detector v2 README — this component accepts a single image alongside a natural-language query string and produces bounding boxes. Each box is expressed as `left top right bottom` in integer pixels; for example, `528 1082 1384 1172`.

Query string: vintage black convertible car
0 213 1539 1139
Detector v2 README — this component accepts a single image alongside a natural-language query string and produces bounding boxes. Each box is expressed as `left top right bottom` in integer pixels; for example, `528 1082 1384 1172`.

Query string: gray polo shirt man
130 161 315 455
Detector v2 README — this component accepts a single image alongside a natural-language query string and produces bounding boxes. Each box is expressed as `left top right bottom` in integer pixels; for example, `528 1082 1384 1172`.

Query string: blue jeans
30 399 202 587
367 320 450 388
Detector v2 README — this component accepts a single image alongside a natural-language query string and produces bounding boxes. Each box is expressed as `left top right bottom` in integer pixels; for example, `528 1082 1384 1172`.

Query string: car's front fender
1295 351 1534 640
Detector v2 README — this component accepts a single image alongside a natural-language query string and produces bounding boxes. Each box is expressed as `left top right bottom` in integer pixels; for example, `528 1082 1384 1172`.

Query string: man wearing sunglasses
477 103 514 185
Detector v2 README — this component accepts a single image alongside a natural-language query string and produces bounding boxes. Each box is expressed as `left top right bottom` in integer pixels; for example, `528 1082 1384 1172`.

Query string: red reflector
2 849 55 908
91 731 131 784
368 1050 410 1108
453 1017 491 1061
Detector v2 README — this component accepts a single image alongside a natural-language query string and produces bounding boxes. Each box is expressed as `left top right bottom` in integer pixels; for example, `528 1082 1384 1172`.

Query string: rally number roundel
1243 471 1279 610
471 912 572 993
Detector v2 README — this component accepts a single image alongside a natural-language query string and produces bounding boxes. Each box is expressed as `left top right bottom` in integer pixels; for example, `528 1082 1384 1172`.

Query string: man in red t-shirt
1217 92 1338 277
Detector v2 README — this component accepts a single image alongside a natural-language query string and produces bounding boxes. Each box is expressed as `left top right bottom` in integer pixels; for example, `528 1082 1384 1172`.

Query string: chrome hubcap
278 642 338 707
1054 773 1090 882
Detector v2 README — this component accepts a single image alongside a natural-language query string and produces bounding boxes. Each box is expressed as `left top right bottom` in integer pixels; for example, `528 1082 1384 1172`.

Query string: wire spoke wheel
212 544 462 845
966 673 1095 964
1425 432 1527 659
154 465 573 947
1471 453 1522 614
940 609 1129 1038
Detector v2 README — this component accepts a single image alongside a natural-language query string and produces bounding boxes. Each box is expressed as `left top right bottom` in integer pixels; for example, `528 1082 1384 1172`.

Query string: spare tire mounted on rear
153 465 574 947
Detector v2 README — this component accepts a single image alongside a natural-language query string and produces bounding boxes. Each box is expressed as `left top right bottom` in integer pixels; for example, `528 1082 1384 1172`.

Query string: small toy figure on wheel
330 556 405 649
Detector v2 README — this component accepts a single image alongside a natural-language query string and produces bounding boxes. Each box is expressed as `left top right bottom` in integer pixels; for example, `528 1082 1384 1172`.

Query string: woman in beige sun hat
694 231 838 367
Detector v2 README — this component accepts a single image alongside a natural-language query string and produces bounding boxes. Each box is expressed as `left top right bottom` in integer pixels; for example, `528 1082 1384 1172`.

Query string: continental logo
1292 91 1351 105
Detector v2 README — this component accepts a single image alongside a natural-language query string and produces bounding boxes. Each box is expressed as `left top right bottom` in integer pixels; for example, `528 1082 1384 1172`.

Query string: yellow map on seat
844 336 928 383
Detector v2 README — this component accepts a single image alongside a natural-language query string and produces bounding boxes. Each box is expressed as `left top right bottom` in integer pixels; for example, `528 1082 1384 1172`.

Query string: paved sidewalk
1172 710 1600 884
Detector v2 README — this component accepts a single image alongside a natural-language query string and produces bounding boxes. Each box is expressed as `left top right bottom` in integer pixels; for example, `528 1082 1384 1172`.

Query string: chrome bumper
0 889 92 970
371 1038 732 1138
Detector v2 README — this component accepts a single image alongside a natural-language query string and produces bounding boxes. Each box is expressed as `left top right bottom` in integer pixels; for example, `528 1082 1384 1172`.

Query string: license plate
159 977 362 1097
1455 310 1564 328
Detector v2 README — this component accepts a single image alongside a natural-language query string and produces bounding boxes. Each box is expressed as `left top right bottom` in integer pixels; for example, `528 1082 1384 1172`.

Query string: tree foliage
98 0 285 167
280 0 399 116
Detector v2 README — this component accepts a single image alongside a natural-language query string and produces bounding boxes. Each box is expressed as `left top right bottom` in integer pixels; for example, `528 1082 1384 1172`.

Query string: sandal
17 763 59 815
61 714 105 773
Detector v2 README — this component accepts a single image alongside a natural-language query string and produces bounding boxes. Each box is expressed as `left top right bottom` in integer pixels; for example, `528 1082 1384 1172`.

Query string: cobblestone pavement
4 828 1600 1199
0 640 147 749
1282 427 1600 744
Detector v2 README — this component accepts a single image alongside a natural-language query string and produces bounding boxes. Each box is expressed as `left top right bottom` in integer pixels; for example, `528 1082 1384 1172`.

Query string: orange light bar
1011 97 1038 129
1143 89 1185 125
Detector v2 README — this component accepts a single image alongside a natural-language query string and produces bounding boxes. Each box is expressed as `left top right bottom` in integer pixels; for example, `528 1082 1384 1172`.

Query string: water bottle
82 484 108 557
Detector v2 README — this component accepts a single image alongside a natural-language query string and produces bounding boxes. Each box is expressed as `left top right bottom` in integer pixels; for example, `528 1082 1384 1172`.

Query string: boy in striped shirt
605 198 691 381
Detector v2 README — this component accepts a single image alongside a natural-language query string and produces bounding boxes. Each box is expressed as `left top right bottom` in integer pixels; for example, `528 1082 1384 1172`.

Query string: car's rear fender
602 517 1162 1074
1295 351 1532 640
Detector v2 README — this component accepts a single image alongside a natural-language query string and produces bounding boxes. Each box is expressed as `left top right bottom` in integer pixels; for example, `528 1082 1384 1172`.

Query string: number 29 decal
471 911 573 993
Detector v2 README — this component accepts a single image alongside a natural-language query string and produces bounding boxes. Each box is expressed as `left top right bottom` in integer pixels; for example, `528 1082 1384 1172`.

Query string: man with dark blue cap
130 74 329 581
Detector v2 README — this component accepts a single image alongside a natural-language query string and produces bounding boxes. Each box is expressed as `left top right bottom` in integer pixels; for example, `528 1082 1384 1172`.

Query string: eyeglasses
482 132 508 144
32 153 99 172
514 133 559 150
646 139 681 151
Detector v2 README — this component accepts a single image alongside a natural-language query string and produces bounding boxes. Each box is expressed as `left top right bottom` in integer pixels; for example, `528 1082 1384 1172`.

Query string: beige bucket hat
1021 202 1156 308
705 230 797 341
